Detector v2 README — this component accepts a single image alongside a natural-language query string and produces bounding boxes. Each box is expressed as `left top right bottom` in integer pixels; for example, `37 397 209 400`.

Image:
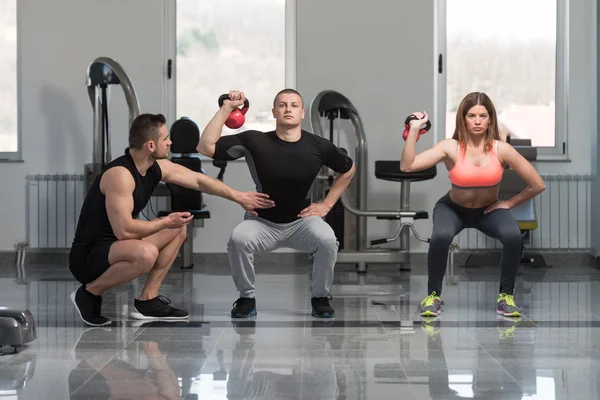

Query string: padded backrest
170 117 200 154
506 136 537 161
499 170 528 199
498 140 537 199
512 146 537 161
167 156 203 211
167 118 203 210
507 137 531 146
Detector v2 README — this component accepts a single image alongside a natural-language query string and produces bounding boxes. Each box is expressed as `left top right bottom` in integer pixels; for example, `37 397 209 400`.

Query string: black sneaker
230 297 257 318
311 295 335 318
70 285 111 327
130 295 189 320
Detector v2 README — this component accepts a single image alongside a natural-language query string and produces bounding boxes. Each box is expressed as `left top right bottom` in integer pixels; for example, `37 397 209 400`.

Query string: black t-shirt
213 129 353 223
71 153 162 254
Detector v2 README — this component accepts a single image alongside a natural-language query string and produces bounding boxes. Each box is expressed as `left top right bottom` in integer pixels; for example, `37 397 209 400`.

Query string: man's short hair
129 113 166 150
273 88 304 108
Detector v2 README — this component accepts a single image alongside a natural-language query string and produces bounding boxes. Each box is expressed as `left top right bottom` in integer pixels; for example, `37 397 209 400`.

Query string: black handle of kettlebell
218 94 250 109
218 94 229 107
404 114 431 131
404 114 418 125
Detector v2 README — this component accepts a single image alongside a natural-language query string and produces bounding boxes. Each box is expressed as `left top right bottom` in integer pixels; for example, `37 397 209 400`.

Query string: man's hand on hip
298 203 331 218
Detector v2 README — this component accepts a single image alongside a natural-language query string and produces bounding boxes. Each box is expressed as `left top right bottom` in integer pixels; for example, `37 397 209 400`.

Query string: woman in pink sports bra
400 92 545 318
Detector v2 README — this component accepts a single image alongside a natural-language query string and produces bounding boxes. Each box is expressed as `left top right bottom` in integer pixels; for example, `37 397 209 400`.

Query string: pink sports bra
448 140 504 188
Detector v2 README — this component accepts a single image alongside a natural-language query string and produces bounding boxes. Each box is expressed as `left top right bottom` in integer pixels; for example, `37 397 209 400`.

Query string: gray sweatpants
227 215 339 298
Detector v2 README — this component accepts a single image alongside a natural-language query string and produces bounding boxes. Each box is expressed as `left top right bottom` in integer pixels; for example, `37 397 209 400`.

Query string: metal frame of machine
84 56 140 193
309 90 431 273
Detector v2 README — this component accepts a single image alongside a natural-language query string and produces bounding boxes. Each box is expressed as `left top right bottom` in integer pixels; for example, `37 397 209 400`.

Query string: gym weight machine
309 90 436 273
84 56 140 194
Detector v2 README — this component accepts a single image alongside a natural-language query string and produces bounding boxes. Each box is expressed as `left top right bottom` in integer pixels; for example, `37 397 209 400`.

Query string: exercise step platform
0 309 37 349
375 161 437 182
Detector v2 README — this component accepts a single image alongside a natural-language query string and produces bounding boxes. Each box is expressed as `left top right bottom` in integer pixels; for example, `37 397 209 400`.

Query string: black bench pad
375 161 437 182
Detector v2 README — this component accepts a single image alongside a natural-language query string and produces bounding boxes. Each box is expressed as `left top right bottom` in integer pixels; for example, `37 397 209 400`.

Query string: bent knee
493 213 522 245
308 220 338 250
228 227 257 250
499 227 522 246
178 226 187 242
316 231 338 250
136 242 159 272
430 229 456 245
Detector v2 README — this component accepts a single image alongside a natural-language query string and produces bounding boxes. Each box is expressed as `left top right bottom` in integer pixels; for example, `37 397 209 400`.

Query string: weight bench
158 117 227 269
368 161 436 270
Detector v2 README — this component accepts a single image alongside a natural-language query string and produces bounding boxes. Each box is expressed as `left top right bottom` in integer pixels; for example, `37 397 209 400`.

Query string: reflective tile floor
1 261 600 399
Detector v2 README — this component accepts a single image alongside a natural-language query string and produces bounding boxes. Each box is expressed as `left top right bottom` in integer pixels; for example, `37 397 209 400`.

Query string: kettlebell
218 94 250 129
402 114 431 141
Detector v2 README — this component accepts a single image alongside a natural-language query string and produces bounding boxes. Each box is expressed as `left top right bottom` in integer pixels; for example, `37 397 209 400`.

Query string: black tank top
72 153 162 248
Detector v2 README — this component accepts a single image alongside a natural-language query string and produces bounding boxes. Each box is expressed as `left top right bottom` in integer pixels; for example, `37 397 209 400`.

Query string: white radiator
456 173 592 251
25 174 84 249
25 174 168 249
24 173 592 252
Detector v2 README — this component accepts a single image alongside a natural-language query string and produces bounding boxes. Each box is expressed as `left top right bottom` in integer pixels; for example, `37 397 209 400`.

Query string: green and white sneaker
496 293 521 317
420 292 442 317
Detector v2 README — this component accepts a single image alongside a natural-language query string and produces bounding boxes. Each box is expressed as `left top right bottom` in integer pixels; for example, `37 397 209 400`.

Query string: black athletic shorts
69 241 115 284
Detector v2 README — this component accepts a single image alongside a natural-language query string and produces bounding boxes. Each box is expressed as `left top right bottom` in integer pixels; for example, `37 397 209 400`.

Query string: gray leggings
429 193 522 296
227 215 338 298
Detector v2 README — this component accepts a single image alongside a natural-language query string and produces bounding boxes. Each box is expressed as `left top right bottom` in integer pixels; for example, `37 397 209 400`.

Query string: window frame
163 0 296 153
0 1 22 162
434 0 569 160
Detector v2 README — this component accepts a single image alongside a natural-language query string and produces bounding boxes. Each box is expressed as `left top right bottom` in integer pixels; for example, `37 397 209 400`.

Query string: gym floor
1 261 600 399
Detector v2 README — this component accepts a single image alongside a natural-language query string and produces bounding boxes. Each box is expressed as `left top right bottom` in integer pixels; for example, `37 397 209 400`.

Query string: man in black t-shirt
198 89 356 318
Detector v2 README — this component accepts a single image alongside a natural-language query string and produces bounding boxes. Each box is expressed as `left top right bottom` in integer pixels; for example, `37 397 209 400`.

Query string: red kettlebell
218 94 250 129
402 114 432 141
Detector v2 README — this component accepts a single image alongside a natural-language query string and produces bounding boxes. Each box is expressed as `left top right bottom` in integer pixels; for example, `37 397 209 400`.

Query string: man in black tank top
198 89 355 319
69 113 275 327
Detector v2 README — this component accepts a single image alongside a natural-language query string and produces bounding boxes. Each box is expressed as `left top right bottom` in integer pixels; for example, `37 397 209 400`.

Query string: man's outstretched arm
157 159 275 216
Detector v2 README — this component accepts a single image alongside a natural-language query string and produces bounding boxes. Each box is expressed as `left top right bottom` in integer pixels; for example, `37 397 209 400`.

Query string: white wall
0 0 167 251
0 0 596 253
296 0 440 255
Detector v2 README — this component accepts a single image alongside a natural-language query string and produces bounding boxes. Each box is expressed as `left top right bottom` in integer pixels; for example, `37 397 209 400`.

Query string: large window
174 0 288 136
0 0 18 160
439 0 567 157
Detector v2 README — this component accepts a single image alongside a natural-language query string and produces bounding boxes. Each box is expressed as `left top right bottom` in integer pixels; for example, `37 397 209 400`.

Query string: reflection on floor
1 261 600 399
